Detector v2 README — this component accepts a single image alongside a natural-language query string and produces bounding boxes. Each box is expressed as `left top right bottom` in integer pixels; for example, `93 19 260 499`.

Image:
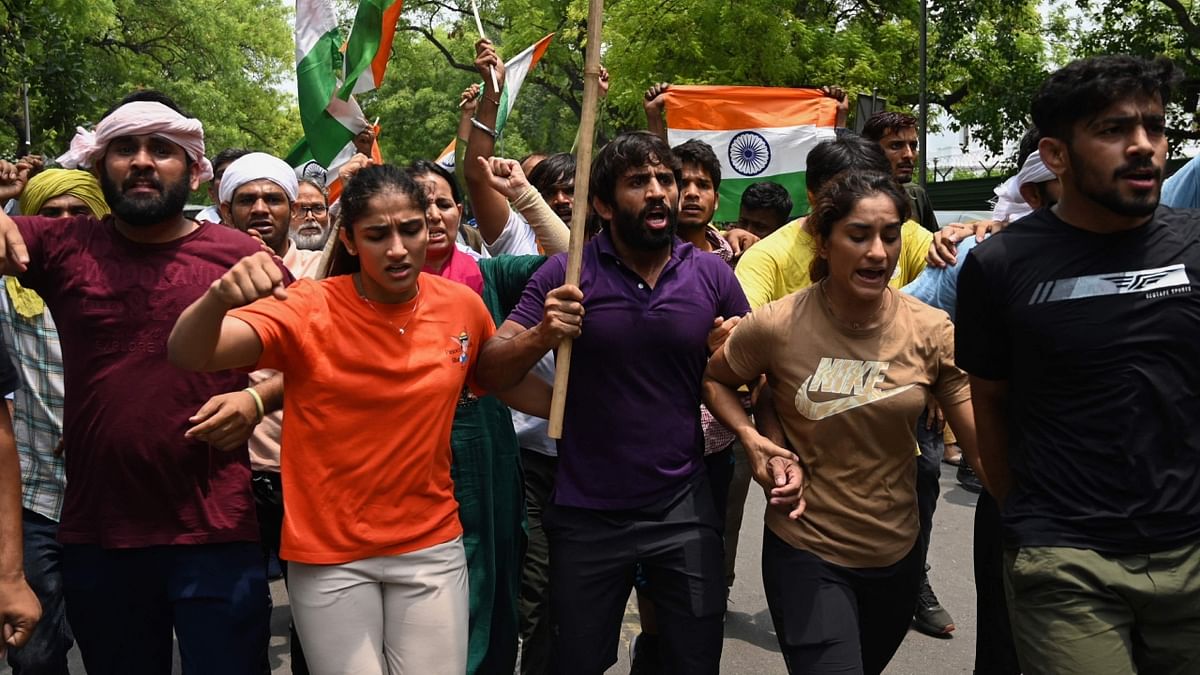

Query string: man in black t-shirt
957 55 1200 675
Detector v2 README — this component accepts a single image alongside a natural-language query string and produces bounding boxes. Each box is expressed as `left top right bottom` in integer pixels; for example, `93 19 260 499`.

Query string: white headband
57 101 214 182
219 152 299 205
991 151 1057 222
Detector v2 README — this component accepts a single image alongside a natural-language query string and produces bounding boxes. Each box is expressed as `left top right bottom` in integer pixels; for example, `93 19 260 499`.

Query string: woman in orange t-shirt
167 164 550 675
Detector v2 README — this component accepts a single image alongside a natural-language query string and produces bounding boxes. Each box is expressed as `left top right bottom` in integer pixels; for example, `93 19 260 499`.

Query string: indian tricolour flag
339 0 405 99
288 0 400 198
665 85 838 222
436 33 555 168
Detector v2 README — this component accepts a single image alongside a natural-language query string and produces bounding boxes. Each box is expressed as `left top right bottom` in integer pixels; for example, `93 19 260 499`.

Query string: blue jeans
7 509 72 675
915 410 943 571
62 541 269 675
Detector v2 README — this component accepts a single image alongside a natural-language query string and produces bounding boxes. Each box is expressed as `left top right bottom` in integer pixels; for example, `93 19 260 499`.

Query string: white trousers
288 536 469 675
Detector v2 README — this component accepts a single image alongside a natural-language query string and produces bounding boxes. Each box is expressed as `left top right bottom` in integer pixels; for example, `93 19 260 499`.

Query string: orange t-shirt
230 273 495 564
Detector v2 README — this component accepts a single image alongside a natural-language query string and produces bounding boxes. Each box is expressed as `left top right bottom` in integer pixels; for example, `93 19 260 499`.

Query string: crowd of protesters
0 41 1196 675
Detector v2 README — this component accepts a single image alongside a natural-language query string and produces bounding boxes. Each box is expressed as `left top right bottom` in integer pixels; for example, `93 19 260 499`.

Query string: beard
100 168 191 227
1069 147 1161 218
291 226 332 251
610 199 677 251
552 204 573 223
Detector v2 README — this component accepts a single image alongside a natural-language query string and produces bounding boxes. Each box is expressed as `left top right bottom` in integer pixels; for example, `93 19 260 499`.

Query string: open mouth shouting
384 261 414 281
642 202 671 230
427 225 449 247
247 219 277 239
680 201 706 221
855 266 889 287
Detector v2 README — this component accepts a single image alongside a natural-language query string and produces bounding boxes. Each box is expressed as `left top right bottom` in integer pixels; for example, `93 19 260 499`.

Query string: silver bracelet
470 117 497 139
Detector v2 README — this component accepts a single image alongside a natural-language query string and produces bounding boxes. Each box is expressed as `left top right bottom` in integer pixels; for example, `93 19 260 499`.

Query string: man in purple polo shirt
477 131 749 675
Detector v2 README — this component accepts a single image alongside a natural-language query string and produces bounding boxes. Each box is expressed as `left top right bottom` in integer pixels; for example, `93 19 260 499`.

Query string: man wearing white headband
219 151 321 276
991 151 1060 224
0 90 286 674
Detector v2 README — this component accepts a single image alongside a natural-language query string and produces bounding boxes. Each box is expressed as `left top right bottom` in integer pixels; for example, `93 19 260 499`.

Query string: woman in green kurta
408 159 557 675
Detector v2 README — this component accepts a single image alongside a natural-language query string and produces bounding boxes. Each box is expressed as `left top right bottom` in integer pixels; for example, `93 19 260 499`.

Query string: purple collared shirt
508 230 750 510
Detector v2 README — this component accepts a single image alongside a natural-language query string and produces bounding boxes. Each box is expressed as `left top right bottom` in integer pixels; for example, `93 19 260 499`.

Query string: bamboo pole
547 0 605 439
317 217 341 280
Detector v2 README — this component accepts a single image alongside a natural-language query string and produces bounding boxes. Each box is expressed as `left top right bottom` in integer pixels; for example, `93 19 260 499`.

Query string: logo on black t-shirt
1028 263 1190 304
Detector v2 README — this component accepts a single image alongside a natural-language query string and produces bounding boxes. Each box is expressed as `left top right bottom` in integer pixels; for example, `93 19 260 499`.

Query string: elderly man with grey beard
290 176 332 251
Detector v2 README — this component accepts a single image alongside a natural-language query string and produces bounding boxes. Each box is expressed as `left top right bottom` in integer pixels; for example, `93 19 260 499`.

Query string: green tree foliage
1067 0 1200 145
374 0 1056 160
0 0 299 159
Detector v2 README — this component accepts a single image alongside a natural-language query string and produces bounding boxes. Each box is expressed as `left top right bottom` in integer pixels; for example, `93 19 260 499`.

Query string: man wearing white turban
0 90 287 675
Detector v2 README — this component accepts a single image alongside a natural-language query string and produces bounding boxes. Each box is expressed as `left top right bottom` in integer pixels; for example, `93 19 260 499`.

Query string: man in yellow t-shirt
735 136 932 310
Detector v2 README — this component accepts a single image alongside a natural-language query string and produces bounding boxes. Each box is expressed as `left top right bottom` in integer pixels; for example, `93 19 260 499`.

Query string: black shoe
957 463 983 493
913 575 956 638
629 632 661 675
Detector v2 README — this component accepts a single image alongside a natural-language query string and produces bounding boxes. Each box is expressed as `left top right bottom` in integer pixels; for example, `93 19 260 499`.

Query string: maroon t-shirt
16 215 274 547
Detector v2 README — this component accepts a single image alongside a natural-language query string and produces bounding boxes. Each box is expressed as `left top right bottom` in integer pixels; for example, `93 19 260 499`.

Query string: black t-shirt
957 206 1200 554
904 183 939 233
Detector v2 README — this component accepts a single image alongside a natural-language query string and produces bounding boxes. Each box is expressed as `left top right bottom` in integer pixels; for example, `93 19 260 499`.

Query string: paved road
2 467 980 674
604 466 981 674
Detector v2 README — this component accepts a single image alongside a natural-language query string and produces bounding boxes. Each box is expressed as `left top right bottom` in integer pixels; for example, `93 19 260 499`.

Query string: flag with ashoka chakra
665 85 838 222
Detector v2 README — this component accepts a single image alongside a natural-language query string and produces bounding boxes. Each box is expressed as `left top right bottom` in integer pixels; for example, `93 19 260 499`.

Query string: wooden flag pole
547 0 605 439
316 216 341 280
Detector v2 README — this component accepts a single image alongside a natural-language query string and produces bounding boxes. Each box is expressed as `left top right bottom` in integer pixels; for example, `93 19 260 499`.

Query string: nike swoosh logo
794 378 917 421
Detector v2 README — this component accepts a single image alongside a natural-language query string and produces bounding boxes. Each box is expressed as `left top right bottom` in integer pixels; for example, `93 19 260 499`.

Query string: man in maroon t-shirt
0 91 283 675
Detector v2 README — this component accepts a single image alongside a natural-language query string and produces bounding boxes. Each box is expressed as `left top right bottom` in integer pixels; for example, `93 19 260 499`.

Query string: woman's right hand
208 252 287 308
743 430 807 520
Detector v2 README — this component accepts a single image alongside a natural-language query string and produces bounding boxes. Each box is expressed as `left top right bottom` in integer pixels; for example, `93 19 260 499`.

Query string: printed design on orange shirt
447 331 470 366
794 357 915 421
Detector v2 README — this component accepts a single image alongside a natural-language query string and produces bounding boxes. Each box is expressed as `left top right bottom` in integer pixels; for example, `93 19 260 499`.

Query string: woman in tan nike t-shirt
703 171 985 675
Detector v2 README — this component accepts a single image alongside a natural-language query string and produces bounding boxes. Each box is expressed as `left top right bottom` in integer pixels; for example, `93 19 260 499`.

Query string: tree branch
1157 0 1200 44
237 123 270 147
529 69 581 117
401 24 477 73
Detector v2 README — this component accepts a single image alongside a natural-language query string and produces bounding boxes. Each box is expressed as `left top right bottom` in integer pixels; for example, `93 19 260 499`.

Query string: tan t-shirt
724 286 970 568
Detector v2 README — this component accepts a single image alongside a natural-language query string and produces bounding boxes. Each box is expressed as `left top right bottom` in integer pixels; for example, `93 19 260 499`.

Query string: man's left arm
954 250 1013 502
966 377 1011 502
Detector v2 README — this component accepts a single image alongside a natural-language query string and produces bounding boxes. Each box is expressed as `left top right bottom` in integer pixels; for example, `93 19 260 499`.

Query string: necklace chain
357 276 420 336
820 280 888 330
